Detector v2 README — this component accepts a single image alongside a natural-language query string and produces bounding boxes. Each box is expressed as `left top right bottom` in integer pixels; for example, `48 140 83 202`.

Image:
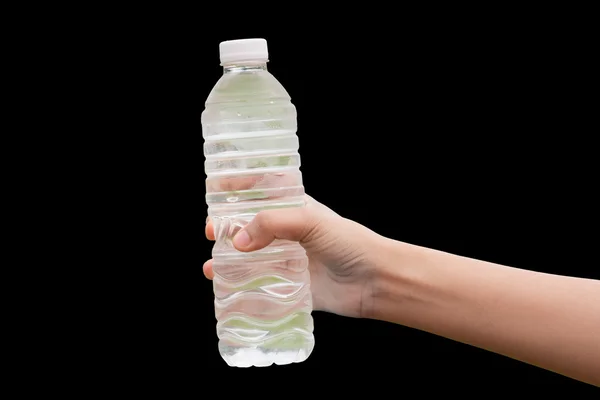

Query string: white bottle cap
219 38 269 65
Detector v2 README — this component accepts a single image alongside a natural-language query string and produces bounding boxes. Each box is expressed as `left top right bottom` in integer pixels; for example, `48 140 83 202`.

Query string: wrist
366 237 452 326
362 237 422 321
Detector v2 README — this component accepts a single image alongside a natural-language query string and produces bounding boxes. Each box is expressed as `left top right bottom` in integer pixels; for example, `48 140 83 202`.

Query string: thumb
232 207 320 252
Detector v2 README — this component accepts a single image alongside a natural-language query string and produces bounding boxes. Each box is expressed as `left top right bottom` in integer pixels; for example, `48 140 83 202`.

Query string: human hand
203 195 384 318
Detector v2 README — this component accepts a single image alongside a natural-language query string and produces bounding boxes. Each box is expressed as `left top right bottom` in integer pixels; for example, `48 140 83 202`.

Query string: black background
37 6 597 397
190 19 597 395
12 3 598 397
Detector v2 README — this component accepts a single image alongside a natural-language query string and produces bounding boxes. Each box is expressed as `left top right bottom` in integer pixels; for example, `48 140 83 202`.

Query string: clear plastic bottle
201 38 315 367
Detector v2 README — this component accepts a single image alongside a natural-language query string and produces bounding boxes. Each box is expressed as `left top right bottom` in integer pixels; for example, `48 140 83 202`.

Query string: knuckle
253 211 274 231
298 207 319 241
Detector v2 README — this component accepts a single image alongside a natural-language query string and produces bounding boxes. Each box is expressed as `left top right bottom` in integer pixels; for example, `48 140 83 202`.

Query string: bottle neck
223 61 268 74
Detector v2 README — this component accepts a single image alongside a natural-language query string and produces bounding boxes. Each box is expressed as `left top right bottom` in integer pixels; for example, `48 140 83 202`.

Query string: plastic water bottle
201 38 315 367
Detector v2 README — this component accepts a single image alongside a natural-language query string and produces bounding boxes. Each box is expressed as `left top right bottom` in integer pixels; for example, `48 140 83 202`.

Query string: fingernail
233 230 251 247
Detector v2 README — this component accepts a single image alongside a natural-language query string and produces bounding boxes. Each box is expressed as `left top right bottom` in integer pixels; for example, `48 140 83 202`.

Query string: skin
203 195 600 386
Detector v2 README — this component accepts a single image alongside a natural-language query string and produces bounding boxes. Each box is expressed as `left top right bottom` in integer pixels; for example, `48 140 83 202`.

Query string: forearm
368 238 600 386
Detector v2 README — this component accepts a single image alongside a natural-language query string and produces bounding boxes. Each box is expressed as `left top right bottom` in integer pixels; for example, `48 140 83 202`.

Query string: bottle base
220 345 313 368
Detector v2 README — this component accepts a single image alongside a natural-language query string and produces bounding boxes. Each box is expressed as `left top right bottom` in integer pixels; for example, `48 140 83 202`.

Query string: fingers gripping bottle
201 38 315 367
